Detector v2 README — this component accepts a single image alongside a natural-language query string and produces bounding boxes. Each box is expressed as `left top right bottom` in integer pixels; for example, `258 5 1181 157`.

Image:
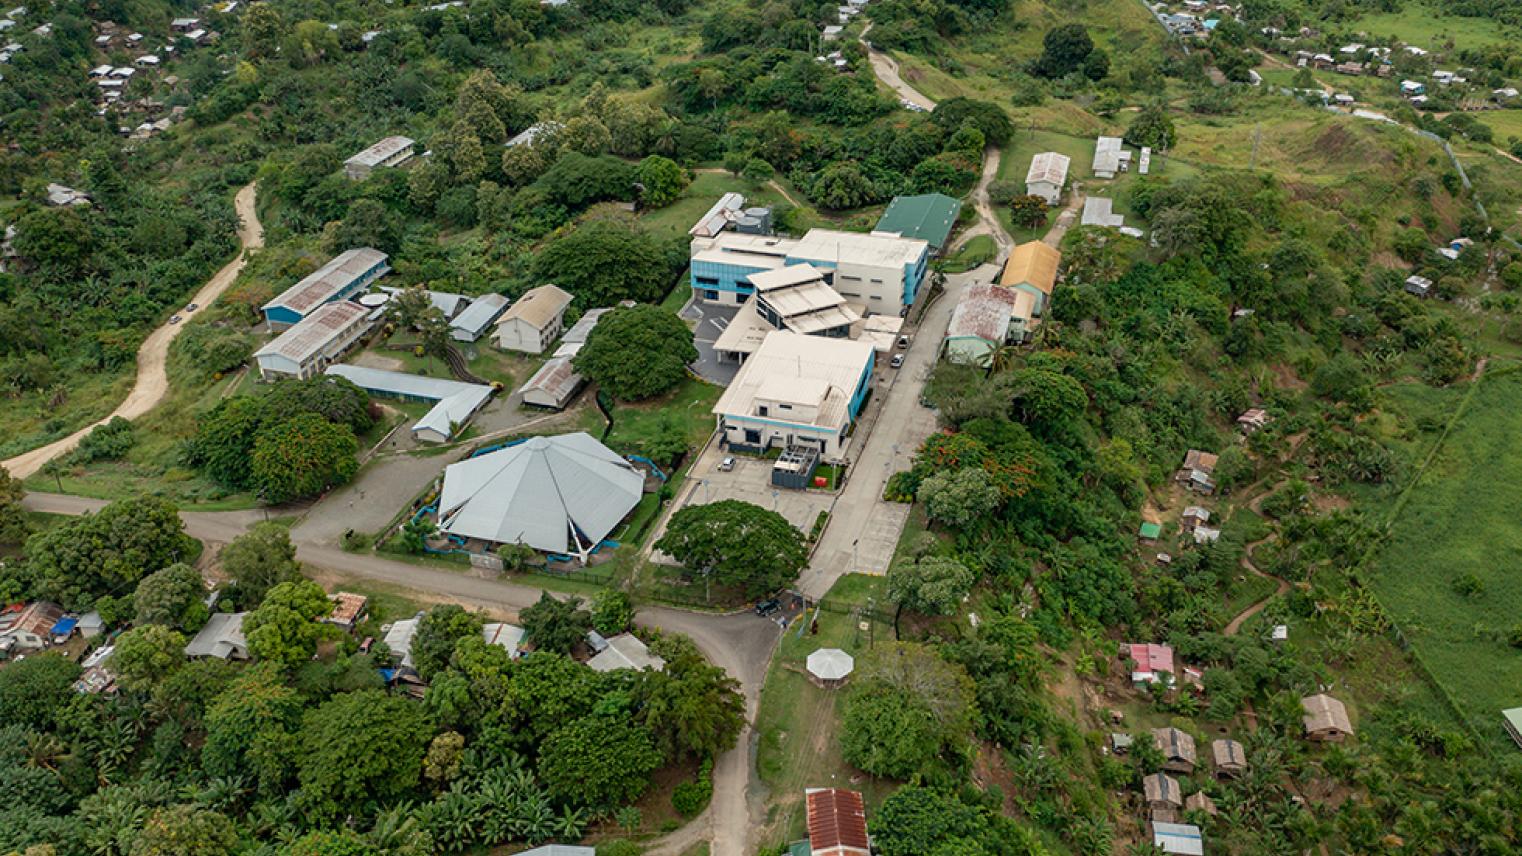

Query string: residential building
1093 136 1131 178
587 633 666 672
1237 407 1270 432
505 120 564 148
1302 693 1354 741
802 788 870 856
324 592 368 631
1193 525 1221 544
1142 773 1183 812
944 284 1029 365
0 601 64 653
553 302 632 359
517 357 585 410
1185 791 1217 817
494 284 573 353
1180 506 1210 530
712 331 875 462
170 16 199 31
1152 821 1205 856
482 622 524 659
261 247 390 330
1124 642 1175 684
1081 196 1125 228
998 241 1061 316
1153 727 1198 774
383 612 423 672
449 293 510 342
1025 151 1071 204
45 182 90 206
254 301 373 380
690 228 929 313
437 433 644 561
324 365 494 443
344 135 416 180
1176 449 1219 494
184 613 249 660
874 193 962 255
1211 738 1247 777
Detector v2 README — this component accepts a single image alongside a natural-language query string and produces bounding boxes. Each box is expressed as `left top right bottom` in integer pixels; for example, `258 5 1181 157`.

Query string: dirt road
3 182 264 480
860 25 937 111
948 146 1015 258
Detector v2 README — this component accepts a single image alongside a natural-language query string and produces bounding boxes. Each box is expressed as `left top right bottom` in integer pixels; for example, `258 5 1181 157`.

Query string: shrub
671 759 712 817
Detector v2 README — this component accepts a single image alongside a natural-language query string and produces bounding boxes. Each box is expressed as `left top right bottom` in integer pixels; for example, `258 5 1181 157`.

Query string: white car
718 456 735 472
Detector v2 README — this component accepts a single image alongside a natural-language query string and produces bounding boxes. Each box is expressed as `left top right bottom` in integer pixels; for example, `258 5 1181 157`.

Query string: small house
1237 408 1270 433
1401 79 1425 96
1404 274 1433 297
1110 732 1134 754
1153 727 1198 775
1025 151 1071 205
1302 693 1354 741
587 633 666 673
494 284 572 354
1176 449 1219 494
0 601 64 654
799 788 870 856
1180 506 1210 531
323 592 368 631
1143 772 1183 812
1124 642 1175 685
1153 821 1205 856
1139 521 1162 543
184 612 249 660
1192 525 1222 545
1184 791 1217 816
1211 738 1247 777
170 16 199 31
449 293 510 342
517 356 585 410
482 622 525 659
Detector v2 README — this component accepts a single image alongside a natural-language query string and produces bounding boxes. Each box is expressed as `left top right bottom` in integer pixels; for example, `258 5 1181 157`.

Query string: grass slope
1368 365 1522 746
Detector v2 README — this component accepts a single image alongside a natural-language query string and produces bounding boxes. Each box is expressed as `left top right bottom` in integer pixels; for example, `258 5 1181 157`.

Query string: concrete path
3 182 265 480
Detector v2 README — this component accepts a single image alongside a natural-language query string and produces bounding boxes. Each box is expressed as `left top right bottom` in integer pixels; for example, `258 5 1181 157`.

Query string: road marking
709 318 729 332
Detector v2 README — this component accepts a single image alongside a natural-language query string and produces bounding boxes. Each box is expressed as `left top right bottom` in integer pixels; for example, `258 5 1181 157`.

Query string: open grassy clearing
1478 109 1522 144
640 171 822 239
1348 2 1520 52
1366 366 1522 748
755 574 894 846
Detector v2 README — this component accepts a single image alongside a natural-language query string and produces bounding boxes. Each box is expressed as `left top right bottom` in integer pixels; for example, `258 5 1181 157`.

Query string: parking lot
683 452 835 533
684 299 742 385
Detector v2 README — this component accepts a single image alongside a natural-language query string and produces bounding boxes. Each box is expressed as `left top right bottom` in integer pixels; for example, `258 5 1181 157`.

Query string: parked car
890 354 905 368
897 335 910 349
169 315 182 324
755 599 782 617
718 456 735 472
184 303 198 312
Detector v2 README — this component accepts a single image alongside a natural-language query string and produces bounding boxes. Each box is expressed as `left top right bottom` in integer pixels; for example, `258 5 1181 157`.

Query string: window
778 403 792 410
704 289 719 301
841 274 861 281
758 405 769 417
744 429 761 444
870 277 883 283
696 276 719 285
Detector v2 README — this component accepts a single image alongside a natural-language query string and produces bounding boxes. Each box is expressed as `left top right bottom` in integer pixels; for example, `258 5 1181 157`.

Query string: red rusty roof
806 788 869 855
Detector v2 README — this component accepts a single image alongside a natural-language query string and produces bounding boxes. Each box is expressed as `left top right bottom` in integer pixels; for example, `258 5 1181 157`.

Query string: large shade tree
655 499 808 597
573 305 697 401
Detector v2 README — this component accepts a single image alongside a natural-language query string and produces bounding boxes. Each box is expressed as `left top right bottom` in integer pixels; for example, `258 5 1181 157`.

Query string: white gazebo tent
806 648 855 689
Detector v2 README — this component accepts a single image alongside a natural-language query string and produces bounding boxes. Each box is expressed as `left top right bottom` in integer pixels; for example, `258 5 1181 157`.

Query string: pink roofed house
1124 642 1176 685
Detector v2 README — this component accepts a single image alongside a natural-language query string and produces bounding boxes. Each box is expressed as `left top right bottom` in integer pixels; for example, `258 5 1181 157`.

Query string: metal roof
1000 241 1061 293
713 331 874 434
438 433 643 555
263 248 389 316
256 301 371 364
946 283 1019 344
791 228 928 268
324 364 492 440
345 135 415 168
449 293 509 337
184 612 247 659
384 613 422 669
498 284 572 331
1025 151 1071 186
482 622 524 659
1152 822 1204 856
690 191 747 238
587 633 666 672
516 356 583 407
805 788 870 855
516 847 595 856
873 193 961 251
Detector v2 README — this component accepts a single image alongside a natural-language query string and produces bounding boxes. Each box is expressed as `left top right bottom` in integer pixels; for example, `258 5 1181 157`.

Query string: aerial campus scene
3 0 1522 852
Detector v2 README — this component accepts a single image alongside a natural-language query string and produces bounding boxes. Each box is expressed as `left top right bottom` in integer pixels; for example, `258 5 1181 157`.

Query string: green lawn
938 234 996 272
1479 109 1522 146
640 171 820 240
1366 366 1522 748
755 574 895 848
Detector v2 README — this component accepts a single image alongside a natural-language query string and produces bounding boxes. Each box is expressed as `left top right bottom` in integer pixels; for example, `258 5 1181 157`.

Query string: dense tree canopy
18 497 195 609
655 499 808 597
531 218 684 307
573 304 698 401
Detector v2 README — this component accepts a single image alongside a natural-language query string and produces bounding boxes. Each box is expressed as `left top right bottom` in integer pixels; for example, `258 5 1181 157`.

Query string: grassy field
579 376 722 457
1349 2 1520 51
755 574 895 848
939 234 996 272
1366 366 1522 747
641 171 821 240
1478 109 1522 145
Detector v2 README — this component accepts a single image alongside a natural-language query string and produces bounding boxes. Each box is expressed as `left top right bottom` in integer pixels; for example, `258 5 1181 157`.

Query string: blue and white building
262 247 390 330
690 228 929 315
711 330 875 462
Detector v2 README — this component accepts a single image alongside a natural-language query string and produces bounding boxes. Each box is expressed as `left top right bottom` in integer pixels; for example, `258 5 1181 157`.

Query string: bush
670 759 712 817
65 416 135 465
599 843 644 856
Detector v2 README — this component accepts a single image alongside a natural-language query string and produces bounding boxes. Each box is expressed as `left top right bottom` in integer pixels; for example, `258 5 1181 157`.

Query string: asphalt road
20 490 778 856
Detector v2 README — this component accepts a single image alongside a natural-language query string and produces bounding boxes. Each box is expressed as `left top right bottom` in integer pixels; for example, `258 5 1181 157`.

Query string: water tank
735 207 772 235
358 292 390 308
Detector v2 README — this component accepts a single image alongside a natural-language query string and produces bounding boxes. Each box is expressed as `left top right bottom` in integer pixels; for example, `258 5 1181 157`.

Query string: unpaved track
3 182 264 480
860 24 937 111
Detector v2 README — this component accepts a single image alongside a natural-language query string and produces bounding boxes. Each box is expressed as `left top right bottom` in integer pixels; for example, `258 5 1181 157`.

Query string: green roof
1139 522 1162 539
787 842 812 856
874 193 962 252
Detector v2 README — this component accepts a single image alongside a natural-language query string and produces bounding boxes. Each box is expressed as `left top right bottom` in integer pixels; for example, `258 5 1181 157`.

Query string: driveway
796 264 997 598
688 300 741 385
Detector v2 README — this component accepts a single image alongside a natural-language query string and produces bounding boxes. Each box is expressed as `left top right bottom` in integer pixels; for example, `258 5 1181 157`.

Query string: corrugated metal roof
323 364 492 440
1152 822 1204 856
873 194 961 251
946 284 1018 344
516 356 584 407
437 433 642 555
587 633 665 672
1026 151 1071 186
449 293 510 337
184 612 247 658
256 301 371 364
263 248 389 315
498 284 572 331
805 788 869 855
345 135 415 168
999 241 1061 294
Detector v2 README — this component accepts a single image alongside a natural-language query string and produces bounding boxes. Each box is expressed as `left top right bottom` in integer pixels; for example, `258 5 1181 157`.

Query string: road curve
859 24 937 111
3 181 264 480
21 489 777 856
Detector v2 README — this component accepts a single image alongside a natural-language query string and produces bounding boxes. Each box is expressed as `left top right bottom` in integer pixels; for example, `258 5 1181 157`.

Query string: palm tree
554 805 586 841
24 731 69 770
989 344 1021 374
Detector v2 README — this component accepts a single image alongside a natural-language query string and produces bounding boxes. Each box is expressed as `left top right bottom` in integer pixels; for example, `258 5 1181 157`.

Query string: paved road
3 182 264 480
860 24 937 111
21 489 777 856
797 264 998 598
